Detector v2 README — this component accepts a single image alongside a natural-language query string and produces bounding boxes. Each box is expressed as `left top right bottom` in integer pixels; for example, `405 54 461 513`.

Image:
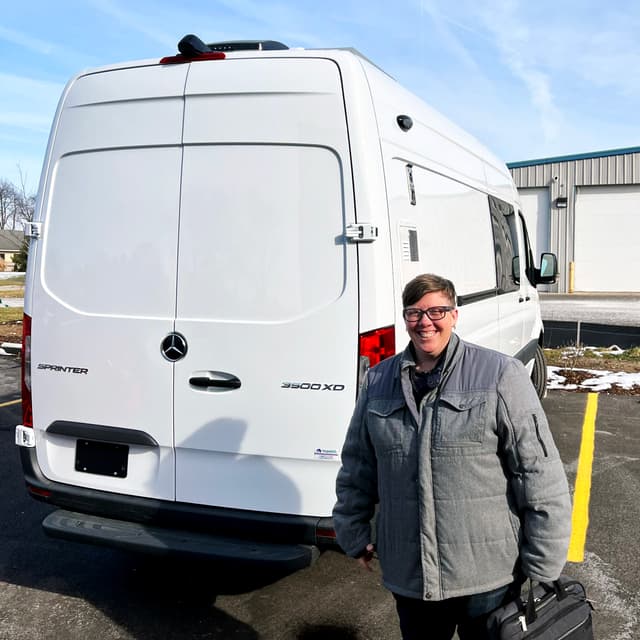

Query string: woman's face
404 291 458 360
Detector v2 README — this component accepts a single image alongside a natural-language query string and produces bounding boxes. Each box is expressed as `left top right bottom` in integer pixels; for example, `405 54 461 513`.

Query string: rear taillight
160 51 226 64
21 313 32 428
358 326 395 389
27 485 51 499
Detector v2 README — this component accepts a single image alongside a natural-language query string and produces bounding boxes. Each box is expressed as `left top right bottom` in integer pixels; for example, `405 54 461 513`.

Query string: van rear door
32 65 188 499
173 57 358 518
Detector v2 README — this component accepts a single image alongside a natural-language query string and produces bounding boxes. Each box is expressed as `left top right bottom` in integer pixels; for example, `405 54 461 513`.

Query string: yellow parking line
567 392 598 563
0 398 21 408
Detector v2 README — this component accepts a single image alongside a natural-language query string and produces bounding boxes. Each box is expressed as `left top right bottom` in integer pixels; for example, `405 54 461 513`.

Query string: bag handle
523 578 567 625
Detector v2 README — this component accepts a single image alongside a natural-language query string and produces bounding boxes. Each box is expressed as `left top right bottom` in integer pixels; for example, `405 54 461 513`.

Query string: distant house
0 230 25 271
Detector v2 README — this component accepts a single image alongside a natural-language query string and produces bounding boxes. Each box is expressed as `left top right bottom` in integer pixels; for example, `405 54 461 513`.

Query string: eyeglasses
403 306 454 322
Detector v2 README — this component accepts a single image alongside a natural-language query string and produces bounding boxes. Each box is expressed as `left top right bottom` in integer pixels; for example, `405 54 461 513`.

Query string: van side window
488 196 519 294
518 211 537 286
397 164 497 301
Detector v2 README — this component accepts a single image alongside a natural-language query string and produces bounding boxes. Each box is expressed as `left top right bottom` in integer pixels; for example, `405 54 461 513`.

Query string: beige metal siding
510 149 640 292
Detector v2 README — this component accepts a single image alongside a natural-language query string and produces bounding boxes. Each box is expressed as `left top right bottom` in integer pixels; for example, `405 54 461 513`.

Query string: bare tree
13 165 36 227
0 168 36 230
0 179 16 229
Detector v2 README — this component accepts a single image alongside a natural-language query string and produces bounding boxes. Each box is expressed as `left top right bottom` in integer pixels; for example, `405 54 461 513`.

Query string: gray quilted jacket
333 334 571 601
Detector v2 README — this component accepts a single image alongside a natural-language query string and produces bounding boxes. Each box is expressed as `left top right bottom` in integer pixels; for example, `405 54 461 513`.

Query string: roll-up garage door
574 185 640 292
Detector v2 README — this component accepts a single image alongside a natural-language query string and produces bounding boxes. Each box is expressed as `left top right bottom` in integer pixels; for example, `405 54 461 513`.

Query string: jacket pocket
434 393 487 447
367 396 410 452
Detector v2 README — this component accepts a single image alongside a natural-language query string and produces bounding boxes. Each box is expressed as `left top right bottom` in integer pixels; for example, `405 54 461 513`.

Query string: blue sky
2 0 640 193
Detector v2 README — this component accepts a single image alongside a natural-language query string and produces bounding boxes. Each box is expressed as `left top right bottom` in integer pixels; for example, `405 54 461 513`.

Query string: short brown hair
402 274 457 308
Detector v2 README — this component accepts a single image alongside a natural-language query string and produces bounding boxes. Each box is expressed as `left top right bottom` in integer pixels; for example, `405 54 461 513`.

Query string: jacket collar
400 331 462 376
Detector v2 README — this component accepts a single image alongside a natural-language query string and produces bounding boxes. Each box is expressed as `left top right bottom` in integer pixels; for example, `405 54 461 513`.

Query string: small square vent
400 226 419 262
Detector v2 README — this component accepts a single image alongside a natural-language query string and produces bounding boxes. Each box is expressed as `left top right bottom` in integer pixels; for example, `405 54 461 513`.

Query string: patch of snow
547 365 640 392
546 344 639 392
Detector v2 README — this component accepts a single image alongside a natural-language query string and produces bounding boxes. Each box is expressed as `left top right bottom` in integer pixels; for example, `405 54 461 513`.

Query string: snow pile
547 345 640 393
548 366 640 392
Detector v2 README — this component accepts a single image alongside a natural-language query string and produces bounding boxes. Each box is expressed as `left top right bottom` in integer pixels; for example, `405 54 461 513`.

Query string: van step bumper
43 509 320 570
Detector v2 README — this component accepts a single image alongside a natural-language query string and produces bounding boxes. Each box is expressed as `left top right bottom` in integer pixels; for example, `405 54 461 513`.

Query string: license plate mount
75 439 129 478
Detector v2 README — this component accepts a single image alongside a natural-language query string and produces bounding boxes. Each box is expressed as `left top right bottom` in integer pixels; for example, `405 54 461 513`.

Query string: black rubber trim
513 338 539 365
46 421 158 447
456 288 499 306
19 447 337 550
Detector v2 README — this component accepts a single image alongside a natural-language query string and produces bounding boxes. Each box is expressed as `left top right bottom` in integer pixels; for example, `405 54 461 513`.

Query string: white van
16 36 556 569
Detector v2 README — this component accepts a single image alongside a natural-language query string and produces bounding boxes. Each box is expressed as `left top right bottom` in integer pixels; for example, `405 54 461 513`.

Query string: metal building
508 146 640 293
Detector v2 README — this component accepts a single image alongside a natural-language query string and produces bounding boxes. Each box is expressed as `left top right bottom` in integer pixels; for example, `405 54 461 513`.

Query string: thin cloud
208 0 338 48
541 22 640 99
458 2 640 144
498 47 562 142
0 26 57 55
87 0 177 48
2 74 60 114
418 0 482 72
1 72 62 99
0 73 61 137
468 2 561 144
0 25 93 68
0 113 52 131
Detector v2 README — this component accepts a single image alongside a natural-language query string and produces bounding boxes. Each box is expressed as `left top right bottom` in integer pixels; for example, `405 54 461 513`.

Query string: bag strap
525 580 537 625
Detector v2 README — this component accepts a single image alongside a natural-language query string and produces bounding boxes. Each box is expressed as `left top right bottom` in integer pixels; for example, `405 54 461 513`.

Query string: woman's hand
356 543 376 571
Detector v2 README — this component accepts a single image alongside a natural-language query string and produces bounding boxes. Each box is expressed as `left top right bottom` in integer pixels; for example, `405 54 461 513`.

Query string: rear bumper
20 447 334 569
43 509 319 569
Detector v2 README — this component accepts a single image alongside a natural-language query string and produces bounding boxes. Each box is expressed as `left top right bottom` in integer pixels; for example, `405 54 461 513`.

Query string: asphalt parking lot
1 354 639 639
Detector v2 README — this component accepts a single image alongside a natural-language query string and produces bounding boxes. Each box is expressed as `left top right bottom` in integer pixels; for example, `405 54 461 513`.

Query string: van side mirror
536 252 557 285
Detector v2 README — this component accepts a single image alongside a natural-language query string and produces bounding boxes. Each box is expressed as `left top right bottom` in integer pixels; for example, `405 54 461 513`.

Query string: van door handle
519 296 531 302
189 371 241 391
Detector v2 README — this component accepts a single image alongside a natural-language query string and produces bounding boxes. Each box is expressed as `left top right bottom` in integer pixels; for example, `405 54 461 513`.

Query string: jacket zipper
533 415 549 457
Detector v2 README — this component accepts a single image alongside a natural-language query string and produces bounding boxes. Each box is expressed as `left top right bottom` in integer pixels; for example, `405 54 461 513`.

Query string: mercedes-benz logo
161 332 188 362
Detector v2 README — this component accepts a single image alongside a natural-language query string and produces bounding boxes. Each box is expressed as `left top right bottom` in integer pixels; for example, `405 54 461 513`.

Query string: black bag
486 575 594 639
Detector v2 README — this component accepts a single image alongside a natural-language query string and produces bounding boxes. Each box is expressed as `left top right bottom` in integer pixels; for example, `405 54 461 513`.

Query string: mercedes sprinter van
16 36 556 569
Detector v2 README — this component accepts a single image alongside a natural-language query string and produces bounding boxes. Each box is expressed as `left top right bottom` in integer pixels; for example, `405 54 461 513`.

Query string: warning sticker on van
314 448 339 460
